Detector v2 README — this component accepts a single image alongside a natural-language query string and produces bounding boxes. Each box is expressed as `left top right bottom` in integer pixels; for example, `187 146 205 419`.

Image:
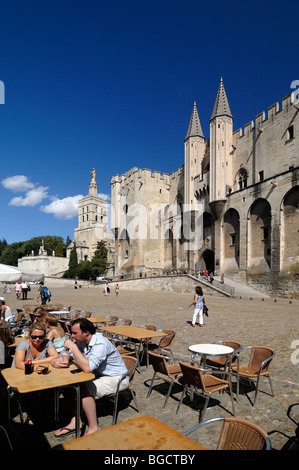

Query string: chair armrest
183 417 225 436
257 351 276 374
115 361 138 393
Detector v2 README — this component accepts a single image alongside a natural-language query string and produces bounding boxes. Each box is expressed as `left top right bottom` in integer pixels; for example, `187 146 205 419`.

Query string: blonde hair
29 321 47 336
45 314 58 326
33 307 46 316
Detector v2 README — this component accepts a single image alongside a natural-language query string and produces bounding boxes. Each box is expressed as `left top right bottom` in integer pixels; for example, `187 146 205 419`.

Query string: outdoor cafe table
56 415 207 450
1 364 95 438
98 325 167 367
89 317 111 325
188 343 234 368
48 310 72 320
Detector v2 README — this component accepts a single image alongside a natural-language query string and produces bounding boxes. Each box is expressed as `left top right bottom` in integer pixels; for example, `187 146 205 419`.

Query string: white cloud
41 195 84 219
2 173 110 221
2 175 35 192
99 193 110 202
9 186 49 207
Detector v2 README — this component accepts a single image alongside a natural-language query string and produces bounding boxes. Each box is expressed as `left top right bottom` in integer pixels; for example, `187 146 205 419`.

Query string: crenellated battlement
111 165 184 187
233 92 297 143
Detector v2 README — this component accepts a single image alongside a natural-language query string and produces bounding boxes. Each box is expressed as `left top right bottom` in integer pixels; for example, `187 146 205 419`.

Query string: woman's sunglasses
31 335 45 340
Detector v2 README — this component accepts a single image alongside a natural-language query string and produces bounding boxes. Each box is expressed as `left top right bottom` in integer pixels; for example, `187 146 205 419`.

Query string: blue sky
0 0 298 244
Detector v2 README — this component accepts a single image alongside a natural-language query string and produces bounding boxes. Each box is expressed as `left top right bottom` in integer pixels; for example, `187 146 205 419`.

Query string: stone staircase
196 274 270 298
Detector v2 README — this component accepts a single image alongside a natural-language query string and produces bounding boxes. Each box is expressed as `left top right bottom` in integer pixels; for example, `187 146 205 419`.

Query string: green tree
76 260 93 280
0 238 7 257
44 235 67 257
90 241 109 276
64 242 78 278
23 237 42 257
71 241 109 280
93 241 108 260
0 235 68 266
0 242 23 265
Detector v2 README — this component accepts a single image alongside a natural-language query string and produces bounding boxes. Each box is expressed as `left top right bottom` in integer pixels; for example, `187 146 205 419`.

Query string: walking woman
189 285 205 327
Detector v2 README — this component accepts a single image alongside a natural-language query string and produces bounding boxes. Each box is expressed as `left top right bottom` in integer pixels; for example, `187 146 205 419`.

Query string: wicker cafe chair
105 315 118 326
147 352 183 407
205 341 242 370
147 329 176 357
22 305 33 314
102 356 139 425
116 338 139 358
230 346 275 406
137 323 156 331
183 416 271 450
78 310 92 318
59 320 72 337
0 423 13 450
132 323 156 343
176 361 235 422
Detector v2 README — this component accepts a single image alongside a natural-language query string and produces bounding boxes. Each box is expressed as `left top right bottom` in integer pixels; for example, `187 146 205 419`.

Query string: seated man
52 318 128 436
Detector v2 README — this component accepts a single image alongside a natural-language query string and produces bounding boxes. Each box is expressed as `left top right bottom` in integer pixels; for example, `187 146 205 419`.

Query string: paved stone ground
1 283 299 450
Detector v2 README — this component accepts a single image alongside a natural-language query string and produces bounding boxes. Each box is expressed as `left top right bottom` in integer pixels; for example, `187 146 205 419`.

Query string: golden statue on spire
91 168 96 182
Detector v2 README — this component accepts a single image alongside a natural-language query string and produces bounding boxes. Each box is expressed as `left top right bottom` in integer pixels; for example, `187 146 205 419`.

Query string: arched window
238 168 248 190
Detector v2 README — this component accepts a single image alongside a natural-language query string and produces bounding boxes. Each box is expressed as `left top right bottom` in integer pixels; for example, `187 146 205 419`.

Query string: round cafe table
48 310 69 320
188 343 234 368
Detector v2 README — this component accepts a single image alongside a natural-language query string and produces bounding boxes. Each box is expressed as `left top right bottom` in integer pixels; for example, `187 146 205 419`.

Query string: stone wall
102 275 227 296
246 272 299 297
43 274 227 296
18 255 68 277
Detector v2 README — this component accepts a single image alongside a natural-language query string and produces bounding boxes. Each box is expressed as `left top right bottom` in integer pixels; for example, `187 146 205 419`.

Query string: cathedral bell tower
74 168 109 261
209 78 233 219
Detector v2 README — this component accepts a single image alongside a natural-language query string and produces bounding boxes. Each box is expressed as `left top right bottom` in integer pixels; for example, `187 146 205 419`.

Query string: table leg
134 341 142 370
7 386 25 424
145 339 149 368
75 385 81 439
54 388 60 421
139 339 150 369
7 386 11 420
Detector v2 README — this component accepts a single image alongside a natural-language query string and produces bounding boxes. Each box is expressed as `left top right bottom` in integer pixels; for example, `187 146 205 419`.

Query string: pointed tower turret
184 101 205 208
210 77 232 120
185 101 205 139
209 78 233 214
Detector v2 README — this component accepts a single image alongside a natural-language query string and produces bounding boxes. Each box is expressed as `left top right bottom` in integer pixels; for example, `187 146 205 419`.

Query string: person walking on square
104 282 110 295
21 281 29 300
189 285 205 327
15 281 22 300
36 281 49 305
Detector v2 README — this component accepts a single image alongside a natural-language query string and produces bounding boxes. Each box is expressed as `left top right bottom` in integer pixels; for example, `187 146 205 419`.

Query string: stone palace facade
110 78 299 294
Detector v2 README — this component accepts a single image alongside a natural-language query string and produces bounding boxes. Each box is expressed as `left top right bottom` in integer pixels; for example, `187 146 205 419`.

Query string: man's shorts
85 375 128 399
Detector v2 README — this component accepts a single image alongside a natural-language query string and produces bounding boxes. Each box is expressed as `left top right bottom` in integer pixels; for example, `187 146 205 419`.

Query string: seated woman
31 307 46 324
45 314 66 354
13 321 59 370
12 322 59 425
